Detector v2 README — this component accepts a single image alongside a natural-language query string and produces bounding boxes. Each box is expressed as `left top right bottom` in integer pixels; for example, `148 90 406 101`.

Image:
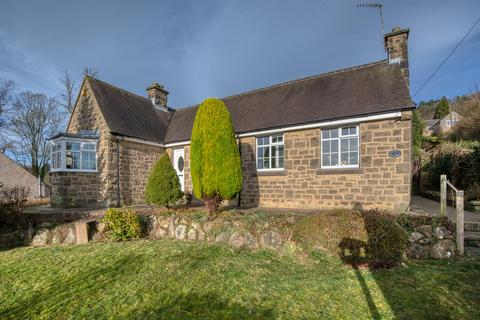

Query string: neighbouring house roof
0 153 39 198
425 119 439 128
87 77 172 143
83 59 414 144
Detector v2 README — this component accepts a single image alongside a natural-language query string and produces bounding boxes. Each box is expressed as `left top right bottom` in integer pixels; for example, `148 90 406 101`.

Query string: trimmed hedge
145 154 183 207
103 208 142 241
292 209 407 268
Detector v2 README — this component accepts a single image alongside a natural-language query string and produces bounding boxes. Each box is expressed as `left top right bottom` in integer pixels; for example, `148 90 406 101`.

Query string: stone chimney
384 27 409 87
146 82 169 111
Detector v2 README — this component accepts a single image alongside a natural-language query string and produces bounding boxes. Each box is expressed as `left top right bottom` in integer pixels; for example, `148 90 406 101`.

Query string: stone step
464 231 480 241
465 246 480 256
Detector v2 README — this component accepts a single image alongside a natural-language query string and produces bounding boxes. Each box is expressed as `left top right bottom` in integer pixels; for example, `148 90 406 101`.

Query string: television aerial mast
357 2 385 34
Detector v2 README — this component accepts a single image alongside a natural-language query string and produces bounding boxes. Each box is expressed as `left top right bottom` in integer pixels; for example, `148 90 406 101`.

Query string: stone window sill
253 170 286 177
316 168 363 175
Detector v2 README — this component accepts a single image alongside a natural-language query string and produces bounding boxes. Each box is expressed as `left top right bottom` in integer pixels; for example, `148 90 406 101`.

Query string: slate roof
84 59 413 144
87 77 172 143
425 119 440 128
164 60 413 143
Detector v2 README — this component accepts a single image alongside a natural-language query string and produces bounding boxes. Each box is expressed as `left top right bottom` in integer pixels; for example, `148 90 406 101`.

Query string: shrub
0 184 28 230
190 98 242 215
102 208 142 241
145 154 183 207
292 209 407 268
423 140 480 195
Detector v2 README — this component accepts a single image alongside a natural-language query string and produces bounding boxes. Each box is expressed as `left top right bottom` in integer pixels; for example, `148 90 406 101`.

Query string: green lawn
0 240 479 320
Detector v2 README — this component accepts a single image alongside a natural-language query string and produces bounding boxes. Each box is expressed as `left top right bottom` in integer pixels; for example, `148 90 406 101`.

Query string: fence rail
440 174 464 256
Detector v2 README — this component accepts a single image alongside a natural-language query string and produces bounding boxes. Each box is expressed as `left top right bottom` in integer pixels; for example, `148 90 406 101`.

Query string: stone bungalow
49 27 414 212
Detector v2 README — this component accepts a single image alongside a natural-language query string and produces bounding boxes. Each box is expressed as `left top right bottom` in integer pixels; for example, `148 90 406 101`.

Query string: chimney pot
146 82 169 111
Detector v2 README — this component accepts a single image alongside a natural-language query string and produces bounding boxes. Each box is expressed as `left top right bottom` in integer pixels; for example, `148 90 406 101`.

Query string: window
446 119 457 127
51 143 62 169
66 142 81 169
50 139 97 172
257 134 284 170
321 126 359 168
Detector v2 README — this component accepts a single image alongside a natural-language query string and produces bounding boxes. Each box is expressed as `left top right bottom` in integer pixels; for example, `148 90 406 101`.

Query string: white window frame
256 134 285 172
321 125 360 169
49 138 98 173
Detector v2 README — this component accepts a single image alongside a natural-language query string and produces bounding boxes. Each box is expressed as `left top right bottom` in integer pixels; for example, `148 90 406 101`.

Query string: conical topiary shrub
145 153 183 207
190 98 242 216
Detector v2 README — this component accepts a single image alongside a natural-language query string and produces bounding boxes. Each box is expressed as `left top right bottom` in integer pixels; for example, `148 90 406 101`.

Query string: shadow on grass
123 291 275 320
339 228 479 319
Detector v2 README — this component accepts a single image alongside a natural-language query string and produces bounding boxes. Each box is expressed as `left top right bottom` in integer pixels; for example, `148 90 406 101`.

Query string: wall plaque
388 150 401 158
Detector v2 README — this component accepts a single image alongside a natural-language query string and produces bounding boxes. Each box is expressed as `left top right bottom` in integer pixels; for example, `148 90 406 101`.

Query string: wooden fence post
456 190 464 256
440 175 447 217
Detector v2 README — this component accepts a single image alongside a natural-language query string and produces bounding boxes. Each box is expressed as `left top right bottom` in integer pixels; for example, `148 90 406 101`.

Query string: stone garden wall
406 224 456 259
29 213 297 250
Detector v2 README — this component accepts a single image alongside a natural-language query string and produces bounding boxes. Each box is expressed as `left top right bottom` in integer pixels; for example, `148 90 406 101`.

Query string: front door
173 148 185 192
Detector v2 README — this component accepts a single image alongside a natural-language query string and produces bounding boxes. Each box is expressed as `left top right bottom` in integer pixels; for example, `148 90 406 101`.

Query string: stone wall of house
238 112 412 212
51 80 112 208
174 113 411 212
114 140 165 204
50 172 102 208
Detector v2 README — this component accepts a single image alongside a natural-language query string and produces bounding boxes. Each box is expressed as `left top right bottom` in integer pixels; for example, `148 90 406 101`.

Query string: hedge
292 209 408 268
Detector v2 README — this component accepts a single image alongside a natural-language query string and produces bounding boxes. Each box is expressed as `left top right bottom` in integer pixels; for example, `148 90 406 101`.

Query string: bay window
49 134 98 172
321 126 359 168
257 134 284 171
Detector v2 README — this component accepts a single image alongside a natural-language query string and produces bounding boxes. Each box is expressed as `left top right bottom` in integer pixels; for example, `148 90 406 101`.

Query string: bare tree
59 69 76 113
7 91 63 178
83 66 99 78
0 79 15 124
0 79 16 154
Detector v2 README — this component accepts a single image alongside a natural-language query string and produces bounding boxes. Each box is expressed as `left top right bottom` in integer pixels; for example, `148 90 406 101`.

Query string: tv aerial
357 2 385 34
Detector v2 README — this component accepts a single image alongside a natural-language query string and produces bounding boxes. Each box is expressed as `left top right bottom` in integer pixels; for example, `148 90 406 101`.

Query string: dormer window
49 133 99 172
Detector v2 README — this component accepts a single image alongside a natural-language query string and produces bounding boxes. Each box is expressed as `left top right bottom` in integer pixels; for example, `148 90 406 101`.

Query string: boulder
51 227 65 244
229 232 246 248
197 229 206 241
406 243 430 259
175 225 187 240
215 231 231 243
260 230 283 249
418 237 431 245
431 240 455 259
187 228 197 240
409 231 423 243
417 225 432 238
32 228 50 246
434 226 451 239
63 226 76 244
168 217 176 237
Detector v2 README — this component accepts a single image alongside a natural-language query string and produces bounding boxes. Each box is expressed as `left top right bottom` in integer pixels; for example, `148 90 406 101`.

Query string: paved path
410 196 480 224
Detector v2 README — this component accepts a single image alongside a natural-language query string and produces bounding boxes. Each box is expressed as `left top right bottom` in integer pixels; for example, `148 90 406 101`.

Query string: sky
1 0 479 109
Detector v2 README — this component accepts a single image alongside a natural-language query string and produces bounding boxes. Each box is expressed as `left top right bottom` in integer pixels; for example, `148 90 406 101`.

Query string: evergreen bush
145 154 183 207
102 208 142 241
190 98 242 215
